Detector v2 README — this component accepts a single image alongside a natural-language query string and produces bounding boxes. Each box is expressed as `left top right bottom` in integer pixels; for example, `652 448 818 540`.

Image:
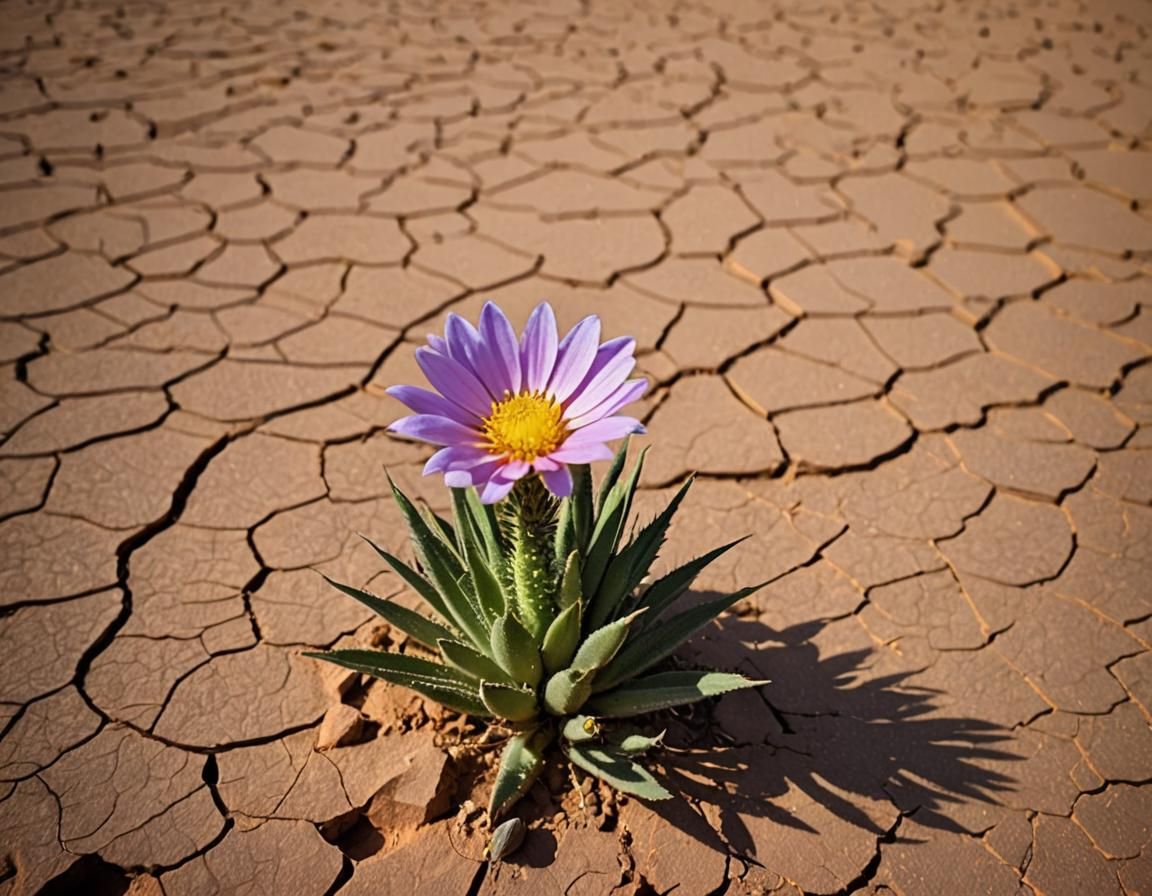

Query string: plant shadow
641 600 1022 859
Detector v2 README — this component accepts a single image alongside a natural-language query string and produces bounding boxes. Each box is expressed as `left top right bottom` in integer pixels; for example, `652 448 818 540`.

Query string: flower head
388 302 647 502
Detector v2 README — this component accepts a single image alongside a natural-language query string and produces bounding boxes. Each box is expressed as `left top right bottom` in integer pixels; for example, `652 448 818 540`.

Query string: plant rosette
307 302 768 819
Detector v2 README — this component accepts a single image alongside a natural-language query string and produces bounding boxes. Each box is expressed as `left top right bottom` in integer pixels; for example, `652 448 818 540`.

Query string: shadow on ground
643 604 1021 859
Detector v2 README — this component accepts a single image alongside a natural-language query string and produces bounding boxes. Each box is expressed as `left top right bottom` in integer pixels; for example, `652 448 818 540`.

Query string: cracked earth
1 0 1150 893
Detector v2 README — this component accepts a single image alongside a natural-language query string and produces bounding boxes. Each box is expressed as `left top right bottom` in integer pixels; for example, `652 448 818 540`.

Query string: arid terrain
1 0 1150 893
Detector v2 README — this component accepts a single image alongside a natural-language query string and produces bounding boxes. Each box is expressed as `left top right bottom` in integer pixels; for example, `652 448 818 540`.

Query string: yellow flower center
482 391 567 462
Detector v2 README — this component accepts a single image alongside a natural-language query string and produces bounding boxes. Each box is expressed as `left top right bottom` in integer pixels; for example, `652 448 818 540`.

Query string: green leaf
615 731 664 754
457 508 507 625
480 682 539 722
541 599 582 674
305 649 490 717
361 536 456 630
596 437 631 511
464 486 505 567
570 609 644 674
554 498 574 569
558 550 582 611
582 448 646 612
543 667 594 715
564 743 671 801
586 671 767 718
561 715 600 743
424 506 461 562
570 463 594 555
592 475 695 630
388 476 489 650
630 536 750 625
438 639 515 685
489 727 552 818
594 583 765 690
491 613 543 687
319 573 456 650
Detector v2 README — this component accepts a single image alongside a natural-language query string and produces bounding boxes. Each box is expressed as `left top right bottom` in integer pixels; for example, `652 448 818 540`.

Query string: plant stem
509 475 558 639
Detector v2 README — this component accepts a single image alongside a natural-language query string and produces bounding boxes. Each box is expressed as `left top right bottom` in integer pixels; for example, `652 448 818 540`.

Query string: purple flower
388 302 647 503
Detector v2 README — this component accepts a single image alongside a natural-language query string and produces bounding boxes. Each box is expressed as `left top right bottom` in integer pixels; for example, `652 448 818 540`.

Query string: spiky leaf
564 743 671 801
594 584 765 690
361 536 456 630
541 599 582 674
582 448 646 608
480 682 538 722
490 728 551 818
438 639 514 685
305 649 490 717
458 512 507 624
319 573 455 650
591 475 695 630
491 613 543 687
388 477 488 650
615 731 664 754
629 536 750 625
464 485 505 567
596 437 632 511
587 671 767 718
569 463 594 554
557 550 582 611
543 667 594 715
569 610 644 674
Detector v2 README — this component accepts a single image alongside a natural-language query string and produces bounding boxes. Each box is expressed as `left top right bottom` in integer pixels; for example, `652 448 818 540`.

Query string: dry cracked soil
1 0 1151 893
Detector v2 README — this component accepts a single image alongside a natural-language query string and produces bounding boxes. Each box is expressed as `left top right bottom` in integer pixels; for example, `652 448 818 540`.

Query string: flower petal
548 315 601 403
547 442 616 464
478 302 522 396
445 459 504 489
426 334 449 354
480 463 528 503
563 337 635 420
390 414 483 446
520 302 559 393
567 377 649 429
387 384 479 424
564 416 645 445
424 444 495 475
539 464 573 497
416 347 494 418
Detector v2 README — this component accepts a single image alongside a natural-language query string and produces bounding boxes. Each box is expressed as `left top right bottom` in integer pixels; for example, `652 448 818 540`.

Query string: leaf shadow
641 600 1023 861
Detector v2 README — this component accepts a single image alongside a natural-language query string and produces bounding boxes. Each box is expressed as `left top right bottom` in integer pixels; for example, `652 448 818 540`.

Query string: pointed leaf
320 574 456 650
388 477 488 650
570 463 594 555
558 550 581 611
361 536 456 629
490 728 552 818
438 639 515 685
491 613 543 687
595 584 765 690
592 475 695 630
554 498 575 569
570 610 644 674
464 485 505 566
480 682 539 722
587 671 767 718
305 649 490 716
615 731 665 754
596 437 632 511
543 667 594 715
564 743 672 801
630 536 750 625
582 448 646 605
488 818 526 862
454 499 506 624
541 599 582 674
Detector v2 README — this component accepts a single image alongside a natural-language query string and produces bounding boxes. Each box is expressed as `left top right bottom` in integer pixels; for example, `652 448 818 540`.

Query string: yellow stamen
482 390 567 463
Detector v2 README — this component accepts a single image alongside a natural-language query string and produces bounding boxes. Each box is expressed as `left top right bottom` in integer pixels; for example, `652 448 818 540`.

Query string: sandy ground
1 0 1151 893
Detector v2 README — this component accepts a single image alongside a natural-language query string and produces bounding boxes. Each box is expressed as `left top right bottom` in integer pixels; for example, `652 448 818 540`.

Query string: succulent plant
307 441 767 818
306 301 767 818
